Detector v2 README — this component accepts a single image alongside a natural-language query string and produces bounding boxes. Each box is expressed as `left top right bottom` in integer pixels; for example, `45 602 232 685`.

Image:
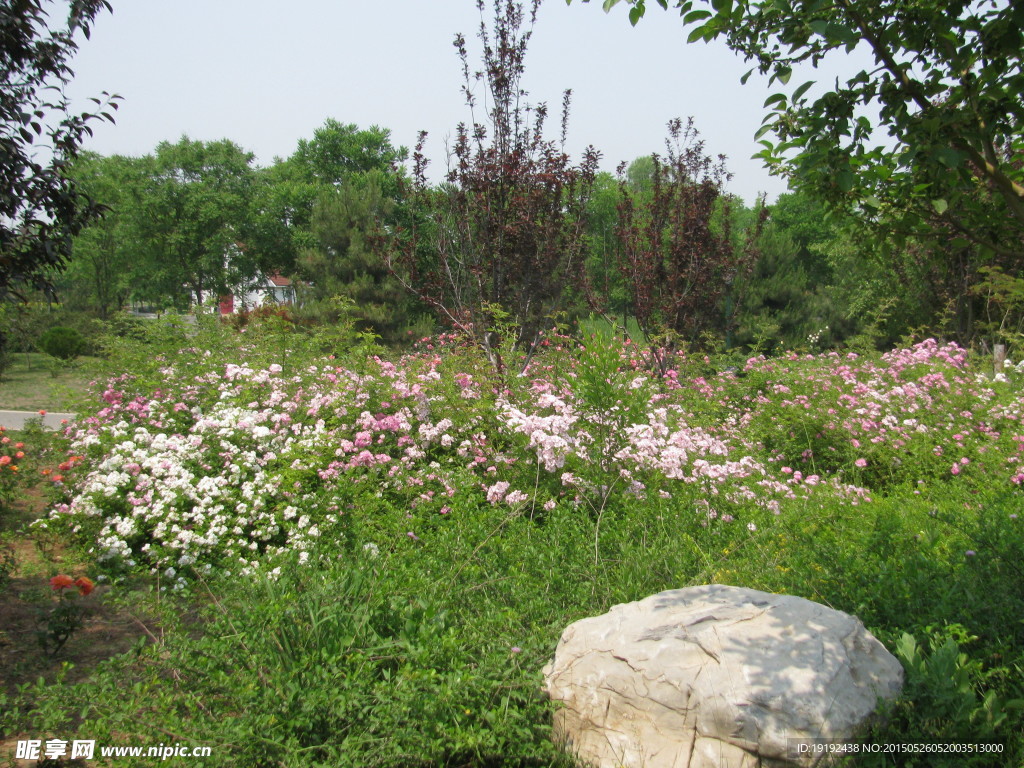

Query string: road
0 410 76 431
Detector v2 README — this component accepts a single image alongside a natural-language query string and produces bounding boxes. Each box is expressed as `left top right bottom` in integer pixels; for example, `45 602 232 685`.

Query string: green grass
0 353 98 411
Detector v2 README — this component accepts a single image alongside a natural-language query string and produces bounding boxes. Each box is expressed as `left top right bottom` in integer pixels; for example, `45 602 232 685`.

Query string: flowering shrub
0 426 29 507
38 574 95 656
35 335 1024 584
11 328 1024 766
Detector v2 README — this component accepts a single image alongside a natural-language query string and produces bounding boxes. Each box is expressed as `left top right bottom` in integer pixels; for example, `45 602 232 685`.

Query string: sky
63 0 873 206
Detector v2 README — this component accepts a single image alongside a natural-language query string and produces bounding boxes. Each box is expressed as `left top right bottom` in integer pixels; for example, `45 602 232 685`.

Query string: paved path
0 410 76 431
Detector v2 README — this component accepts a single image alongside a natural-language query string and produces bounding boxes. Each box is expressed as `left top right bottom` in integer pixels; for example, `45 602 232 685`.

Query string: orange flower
51 474 64 483
75 577 95 596
14 451 24 459
50 574 75 591
38 409 47 416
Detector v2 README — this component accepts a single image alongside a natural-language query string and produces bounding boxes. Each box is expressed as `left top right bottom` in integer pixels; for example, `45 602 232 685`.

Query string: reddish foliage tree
383 0 599 375
612 118 762 368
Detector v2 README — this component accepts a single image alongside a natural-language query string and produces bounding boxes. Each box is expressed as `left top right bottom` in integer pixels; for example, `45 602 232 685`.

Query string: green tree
294 174 423 343
59 152 146 317
0 0 118 300
130 137 259 309
577 0 1024 262
733 190 850 352
291 119 406 189
248 120 409 288
583 172 628 316
247 160 320 281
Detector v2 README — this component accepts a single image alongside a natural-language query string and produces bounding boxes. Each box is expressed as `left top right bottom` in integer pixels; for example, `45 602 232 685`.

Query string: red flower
75 577 95 596
50 574 75 591
38 409 47 416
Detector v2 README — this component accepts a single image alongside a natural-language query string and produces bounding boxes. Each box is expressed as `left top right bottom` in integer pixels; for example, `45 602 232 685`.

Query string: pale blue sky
65 1 873 205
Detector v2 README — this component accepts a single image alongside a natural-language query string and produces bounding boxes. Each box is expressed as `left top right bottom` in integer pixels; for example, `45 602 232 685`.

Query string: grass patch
0 353 98 411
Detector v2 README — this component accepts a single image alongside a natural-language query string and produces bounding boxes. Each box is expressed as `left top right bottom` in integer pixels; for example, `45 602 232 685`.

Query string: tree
583 171 628 316
609 118 760 366
732 189 851 352
247 120 409 285
129 137 258 309
384 0 599 374
291 119 407 189
577 0 1024 262
58 152 144 317
0 0 118 299
294 173 425 343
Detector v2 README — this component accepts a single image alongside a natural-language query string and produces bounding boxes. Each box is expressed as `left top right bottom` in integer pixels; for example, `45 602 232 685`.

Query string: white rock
543 585 903 768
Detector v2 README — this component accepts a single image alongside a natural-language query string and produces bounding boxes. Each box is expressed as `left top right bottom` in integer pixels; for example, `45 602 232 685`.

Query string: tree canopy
0 0 118 299
575 0 1024 261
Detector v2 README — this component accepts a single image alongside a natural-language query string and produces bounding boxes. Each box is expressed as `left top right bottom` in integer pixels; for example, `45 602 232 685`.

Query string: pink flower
486 481 510 504
950 464 961 476
855 458 867 468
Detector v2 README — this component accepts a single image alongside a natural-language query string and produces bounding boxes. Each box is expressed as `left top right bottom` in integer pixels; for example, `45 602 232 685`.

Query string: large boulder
543 585 903 768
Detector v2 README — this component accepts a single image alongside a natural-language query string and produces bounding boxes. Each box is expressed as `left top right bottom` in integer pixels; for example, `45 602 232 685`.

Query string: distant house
218 273 295 315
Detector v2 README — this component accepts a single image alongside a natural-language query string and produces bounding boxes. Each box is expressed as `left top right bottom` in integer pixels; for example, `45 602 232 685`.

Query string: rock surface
543 585 903 768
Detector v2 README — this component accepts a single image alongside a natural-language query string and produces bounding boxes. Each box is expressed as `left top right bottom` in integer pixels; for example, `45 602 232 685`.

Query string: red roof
267 273 292 287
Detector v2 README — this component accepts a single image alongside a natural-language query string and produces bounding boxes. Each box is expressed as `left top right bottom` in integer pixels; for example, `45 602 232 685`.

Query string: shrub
37 326 88 361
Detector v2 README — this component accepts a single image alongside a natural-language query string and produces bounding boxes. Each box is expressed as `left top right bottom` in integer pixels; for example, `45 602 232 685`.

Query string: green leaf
683 9 712 23
687 24 709 43
763 93 787 108
740 67 754 85
932 198 948 214
775 66 792 85
601 0 622 9
629 6 644 25
791 80 815 102
837 170 854 192
934 147 963 168
808 19 829 35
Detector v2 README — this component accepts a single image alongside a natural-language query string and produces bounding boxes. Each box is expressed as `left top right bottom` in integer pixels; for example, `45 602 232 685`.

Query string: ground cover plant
0 352 98 412
2 315 1023 766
